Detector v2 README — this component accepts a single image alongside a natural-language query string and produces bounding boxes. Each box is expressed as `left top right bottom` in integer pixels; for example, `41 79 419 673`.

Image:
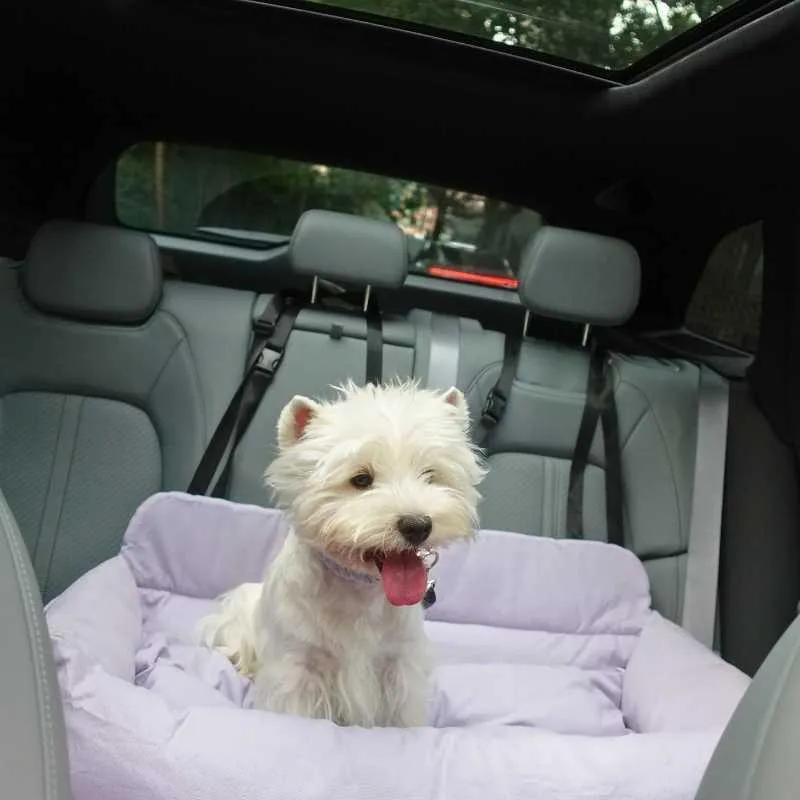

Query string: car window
685 221 763 352
115 142 543 290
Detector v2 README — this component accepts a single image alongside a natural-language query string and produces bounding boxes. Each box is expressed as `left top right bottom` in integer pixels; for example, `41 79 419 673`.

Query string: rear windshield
115 142 543 290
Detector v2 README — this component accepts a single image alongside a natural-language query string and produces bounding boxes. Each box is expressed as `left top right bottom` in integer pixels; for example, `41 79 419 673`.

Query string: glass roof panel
309 0 745 71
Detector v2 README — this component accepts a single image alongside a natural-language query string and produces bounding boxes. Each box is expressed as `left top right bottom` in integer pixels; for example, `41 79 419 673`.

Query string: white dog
197 380 485 728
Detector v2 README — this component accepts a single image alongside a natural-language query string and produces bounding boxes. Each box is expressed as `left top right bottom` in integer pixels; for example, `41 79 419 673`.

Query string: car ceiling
1 0 799 325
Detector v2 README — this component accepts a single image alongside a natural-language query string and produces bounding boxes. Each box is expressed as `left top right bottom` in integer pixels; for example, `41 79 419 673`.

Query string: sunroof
308 0 745 71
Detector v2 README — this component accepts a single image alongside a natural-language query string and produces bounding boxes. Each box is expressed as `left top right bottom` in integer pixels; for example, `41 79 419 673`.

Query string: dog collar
317 551 381 585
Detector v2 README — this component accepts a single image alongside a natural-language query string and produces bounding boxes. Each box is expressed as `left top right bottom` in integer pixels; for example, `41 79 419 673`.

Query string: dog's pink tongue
379 551 427 606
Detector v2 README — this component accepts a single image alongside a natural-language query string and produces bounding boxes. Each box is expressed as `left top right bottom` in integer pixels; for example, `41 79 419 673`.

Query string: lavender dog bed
46 492 748 800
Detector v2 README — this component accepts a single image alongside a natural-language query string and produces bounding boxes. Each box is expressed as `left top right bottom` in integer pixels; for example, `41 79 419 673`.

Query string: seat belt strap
187 293 299 496
567 344 624 547
474 334 521 446
365 305 383 385
682 365 730 649
426 314 461 390
189 289 388 497
600 355 625 548
208 299 302 498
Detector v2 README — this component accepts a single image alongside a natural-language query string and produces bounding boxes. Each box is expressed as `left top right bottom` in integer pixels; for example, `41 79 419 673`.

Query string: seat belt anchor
252 318 277 338
480 389 507 427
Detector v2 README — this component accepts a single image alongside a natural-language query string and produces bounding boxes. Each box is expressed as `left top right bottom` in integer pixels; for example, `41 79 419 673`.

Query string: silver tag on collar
416 547 439 610
416 547 439 570
422 579 437 610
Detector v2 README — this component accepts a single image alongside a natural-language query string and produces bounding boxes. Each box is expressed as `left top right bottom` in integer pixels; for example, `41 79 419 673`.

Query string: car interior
3 0 800 797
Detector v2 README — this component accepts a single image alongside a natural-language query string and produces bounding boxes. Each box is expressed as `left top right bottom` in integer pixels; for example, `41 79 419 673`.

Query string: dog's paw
388 704 427 728
196 582 263 678
220 641 260 679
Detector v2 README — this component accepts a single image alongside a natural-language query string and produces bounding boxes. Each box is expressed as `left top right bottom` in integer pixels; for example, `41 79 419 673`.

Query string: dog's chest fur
252 532 430 727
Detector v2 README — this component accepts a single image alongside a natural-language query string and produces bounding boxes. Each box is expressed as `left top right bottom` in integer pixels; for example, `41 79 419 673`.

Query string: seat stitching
158 308 211 443
31 394 67 567
42 397 84 598
464 359 502 400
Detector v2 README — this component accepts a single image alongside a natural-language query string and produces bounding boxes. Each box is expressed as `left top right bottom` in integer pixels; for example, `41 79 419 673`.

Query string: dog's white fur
197 379 485 727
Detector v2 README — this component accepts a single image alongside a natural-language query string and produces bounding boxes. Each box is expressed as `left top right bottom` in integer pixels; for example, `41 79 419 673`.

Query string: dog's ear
442 386 468 419
277 395 321 449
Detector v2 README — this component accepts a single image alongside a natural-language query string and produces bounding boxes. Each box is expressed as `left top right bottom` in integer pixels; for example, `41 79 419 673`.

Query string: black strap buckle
255 346 283 377
480 389 507 427
252 317 277 338
253 293 300 338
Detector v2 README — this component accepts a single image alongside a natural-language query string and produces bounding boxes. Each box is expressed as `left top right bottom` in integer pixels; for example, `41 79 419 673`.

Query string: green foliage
311 0 732 70
116 142 158 230
115 0 735 246
117 145 409 236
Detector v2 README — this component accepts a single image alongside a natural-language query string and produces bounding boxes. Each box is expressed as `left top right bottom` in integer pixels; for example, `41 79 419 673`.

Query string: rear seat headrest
289 209 408 289
22 220 162 325
518 226 641 326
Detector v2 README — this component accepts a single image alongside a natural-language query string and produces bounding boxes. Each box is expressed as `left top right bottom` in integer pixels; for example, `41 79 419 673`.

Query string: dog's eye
421 469 435 483
350 472 374 490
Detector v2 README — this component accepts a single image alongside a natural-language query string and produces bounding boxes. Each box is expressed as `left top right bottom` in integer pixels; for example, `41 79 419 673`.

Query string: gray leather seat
470 226 705 622
0 220 255 600
0 216 723 628
0 215 500 596
0 217 710 624
0 486 71 800
694 613 800 799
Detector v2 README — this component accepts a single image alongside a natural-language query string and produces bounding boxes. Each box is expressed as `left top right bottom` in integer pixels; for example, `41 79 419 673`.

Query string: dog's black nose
396 514 432 545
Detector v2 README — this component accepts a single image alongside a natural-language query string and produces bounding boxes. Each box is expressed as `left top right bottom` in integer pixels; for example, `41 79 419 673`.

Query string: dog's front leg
196 582 262 678
380 648 431 728
252 651 337 722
